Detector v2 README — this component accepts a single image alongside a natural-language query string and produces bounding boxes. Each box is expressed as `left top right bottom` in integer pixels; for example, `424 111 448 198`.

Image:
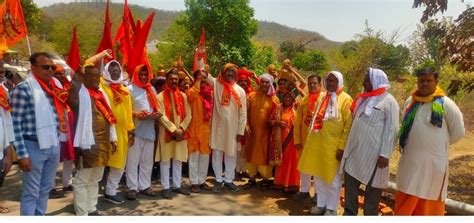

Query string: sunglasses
37 65 57 71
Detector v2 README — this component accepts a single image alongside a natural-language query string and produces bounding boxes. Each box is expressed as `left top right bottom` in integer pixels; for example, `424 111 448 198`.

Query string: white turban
259 73 276 96
102 60 125 85
324 71 344 120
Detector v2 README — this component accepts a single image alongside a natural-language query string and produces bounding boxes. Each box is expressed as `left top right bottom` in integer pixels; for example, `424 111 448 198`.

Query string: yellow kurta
293 95 312 149
246 91 280 165
298 92 353 184
187 84 211 155
100 80 135 169
155 91 192 162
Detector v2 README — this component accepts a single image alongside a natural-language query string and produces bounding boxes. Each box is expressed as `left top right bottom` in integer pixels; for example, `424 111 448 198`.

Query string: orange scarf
132 65 159 112
218 75 242 108
109 83 129 104
61 79 72 91
350 87 386 114
163 85 186 142
87 88 117 124
304 91 320 126
0 86 10 111
311 88 343 131
33 74 69 134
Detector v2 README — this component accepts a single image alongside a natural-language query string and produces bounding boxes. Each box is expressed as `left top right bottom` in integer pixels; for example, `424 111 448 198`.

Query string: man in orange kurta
187 69 213 193
244 73 279 190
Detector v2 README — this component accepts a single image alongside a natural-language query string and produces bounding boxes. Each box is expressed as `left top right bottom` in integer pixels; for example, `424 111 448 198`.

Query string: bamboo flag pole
26 35 32 56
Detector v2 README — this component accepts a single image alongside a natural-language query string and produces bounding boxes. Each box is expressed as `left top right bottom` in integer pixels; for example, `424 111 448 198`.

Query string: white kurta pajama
396 96 465 201
126 85 158 192
208 77 247 183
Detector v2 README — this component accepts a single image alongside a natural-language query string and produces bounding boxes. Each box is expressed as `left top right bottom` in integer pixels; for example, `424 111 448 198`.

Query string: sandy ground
1 132 472 216
0 168 318 216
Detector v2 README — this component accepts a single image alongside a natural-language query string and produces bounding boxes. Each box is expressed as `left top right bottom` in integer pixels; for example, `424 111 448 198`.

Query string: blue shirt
128 85 157 141
10 81 59 159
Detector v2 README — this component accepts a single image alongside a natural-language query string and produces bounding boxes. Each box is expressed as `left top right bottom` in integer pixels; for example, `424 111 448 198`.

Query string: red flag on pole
96 0 115 61
126 12 155 75
115 0 134 67
193 27 206 72
66 26 81 72
0 0 28 48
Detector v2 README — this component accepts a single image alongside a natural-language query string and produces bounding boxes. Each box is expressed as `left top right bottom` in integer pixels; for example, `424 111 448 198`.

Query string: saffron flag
66 26 81 72
193 27 207 72
126 12 155 75
0 0 28 48
114 0 134 66
96 0 115 61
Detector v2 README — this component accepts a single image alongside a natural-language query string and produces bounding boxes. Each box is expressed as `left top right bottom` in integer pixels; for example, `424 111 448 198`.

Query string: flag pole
26 35 32 56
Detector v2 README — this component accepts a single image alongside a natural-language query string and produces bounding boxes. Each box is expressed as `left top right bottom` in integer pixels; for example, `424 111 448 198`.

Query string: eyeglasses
38 65 57 71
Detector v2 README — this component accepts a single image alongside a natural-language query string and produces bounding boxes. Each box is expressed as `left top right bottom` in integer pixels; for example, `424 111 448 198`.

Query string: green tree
19 0 41 34
180 0 258 69
153 14 194 70
412 0 473 71
292 50 329 74
334 24 411 96
249 43 277 75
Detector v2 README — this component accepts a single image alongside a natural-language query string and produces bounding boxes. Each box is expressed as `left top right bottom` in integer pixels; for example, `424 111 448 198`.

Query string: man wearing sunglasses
10 52 69 215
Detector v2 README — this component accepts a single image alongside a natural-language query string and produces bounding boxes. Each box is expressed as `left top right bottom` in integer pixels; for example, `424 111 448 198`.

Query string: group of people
0 49 465 216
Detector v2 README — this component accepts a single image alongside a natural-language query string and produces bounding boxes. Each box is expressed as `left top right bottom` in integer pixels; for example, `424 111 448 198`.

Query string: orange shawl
87 88 117 124
304 91 321 126
311 88 343 131
350 87 386 114
33 74 69 134
163 85 186 142
218 63 241 107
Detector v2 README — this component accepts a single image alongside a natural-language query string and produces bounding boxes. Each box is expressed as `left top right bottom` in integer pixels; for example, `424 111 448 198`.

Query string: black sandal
260 180 272 191
126 190 137 200
243 179 256 190
139 188 157 197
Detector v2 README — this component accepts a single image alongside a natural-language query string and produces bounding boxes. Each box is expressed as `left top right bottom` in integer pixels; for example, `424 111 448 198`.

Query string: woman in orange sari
272 92 300 193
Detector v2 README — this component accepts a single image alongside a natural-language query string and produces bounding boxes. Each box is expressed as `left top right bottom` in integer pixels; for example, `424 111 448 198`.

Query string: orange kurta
246 91 279 165
187 83 211 154
395 191 445 216
274 106 300 190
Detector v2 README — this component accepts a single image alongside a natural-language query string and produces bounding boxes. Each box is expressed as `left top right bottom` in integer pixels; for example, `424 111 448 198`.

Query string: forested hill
40 2 340 54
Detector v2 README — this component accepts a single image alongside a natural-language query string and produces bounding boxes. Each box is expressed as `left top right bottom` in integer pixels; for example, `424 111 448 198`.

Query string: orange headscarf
55 64 72 91
218 63 241 107
132 64 159 112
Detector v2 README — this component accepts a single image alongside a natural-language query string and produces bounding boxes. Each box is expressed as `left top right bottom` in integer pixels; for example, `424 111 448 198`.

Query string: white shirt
128 85 157 141
340 93 399 189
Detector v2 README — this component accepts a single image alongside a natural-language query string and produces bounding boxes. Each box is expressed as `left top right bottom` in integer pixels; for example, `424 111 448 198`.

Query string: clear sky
33 0 472 43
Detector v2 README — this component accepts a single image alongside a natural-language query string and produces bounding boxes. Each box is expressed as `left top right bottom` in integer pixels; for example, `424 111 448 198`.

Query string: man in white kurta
126 64 161 200
209 64 247 193
395 68 464 215
340 68 399 215
155 69 192 199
